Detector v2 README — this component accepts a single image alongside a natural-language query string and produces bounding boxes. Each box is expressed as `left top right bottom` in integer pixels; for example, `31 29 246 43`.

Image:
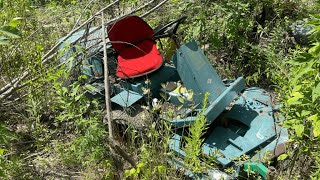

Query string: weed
183 92 209 173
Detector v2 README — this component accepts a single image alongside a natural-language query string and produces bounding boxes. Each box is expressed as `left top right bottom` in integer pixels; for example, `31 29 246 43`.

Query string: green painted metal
244 162 268 179
167 40 245 127
115 65 180 107
58 27 109 62
172 39 228 104
170 88 278 167
110 89 143 107
82 56 104 79
202 87 277 167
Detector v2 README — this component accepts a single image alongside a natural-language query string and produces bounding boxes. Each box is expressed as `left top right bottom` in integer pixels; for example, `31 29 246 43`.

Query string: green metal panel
168 77 245 127
172 40 227 104
110 89 143 107
169 87 278 170
244 162 268 179
113 65 180 107
168 40 245 127
203 87 277 167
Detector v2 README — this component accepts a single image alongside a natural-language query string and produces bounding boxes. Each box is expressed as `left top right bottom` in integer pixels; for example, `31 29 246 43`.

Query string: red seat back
107 15 154 53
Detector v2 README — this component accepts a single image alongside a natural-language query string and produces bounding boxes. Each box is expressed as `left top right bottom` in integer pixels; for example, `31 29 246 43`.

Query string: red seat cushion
116 40 163 79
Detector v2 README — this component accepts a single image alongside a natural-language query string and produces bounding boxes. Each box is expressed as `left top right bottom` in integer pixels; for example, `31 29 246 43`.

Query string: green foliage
165 0 313 82
57 117 107 168
183 92 209 173
274 13 320 178
0 126 12 178
125 121 177 179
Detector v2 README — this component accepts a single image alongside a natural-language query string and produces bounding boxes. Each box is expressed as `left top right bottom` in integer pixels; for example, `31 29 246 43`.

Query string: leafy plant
124 121 177 180
183 92 209 173
275 13 320 178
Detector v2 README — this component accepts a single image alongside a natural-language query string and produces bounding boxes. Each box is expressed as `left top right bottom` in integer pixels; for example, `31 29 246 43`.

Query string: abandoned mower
58 15 289 179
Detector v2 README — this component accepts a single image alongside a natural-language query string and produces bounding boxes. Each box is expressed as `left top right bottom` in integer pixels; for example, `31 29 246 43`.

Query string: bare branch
101 12 114 139
141 0 169 18
72 0 97 30
41 0 120 63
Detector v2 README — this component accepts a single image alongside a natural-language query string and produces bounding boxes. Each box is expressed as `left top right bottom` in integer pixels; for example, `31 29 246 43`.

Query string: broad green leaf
313 121 320 137
301 110 311 117
288 53 313 65
84 84 97 92
9 17 23 28
124 170 130 178
0 169 4 177
78 74 87 80
287 92 304 105
75 95 82 101
71 84 80 97
157 165 166 174
292 92 304 98
137 163 144 168
307 25 320 35
0 26 21 38
283 119 298 127
292 61 314 84
61 87 68 95
294 124 304 137
129 168 136 176
177 96 184 103
292 85 302 92
312 82 320 102
307 16 320 26
308 114 318 122
308 42 320 56
277 154 288 161
0 148 5 155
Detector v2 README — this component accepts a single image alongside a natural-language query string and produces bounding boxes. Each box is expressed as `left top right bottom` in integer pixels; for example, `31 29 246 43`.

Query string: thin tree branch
41 0 120 63
72 0 97 30
101 12 113 139
141 0 169 18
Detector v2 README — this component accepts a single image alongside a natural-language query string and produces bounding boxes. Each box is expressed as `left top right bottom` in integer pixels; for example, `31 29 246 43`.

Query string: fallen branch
101 12 113 138
108 139 137 167
41 0 120 63
101 11 137 168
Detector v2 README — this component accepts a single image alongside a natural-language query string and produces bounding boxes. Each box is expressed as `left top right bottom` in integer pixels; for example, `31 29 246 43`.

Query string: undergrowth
183 92 209 173
0 0 320 179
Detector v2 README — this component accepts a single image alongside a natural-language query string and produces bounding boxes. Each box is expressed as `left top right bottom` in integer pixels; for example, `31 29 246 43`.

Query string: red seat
107 15 163 79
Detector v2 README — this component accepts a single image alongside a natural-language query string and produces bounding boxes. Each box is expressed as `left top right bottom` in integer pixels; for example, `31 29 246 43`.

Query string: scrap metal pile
58 15 289 179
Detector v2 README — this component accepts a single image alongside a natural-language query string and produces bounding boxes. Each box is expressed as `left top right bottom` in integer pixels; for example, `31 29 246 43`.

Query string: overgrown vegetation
0 0 320 179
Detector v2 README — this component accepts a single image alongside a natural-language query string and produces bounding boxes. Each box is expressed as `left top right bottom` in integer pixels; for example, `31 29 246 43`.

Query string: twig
101 10 138 167
108 139 137 167
101 12 113 139
72 0 96 30
41 0 120 63
140 0 169 18
100 11 136 169
87 0 156 38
